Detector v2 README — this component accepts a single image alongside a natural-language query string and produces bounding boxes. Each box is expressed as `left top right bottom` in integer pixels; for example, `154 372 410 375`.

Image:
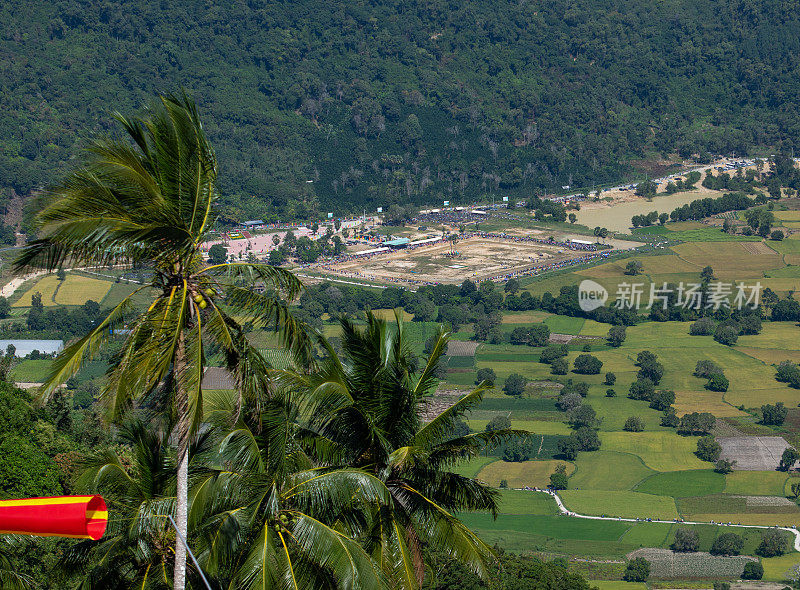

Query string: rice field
634 470 725 498
724 471 791 496
559 490 679 520
599 432 708 471
568 451 654 491
12 274 112 307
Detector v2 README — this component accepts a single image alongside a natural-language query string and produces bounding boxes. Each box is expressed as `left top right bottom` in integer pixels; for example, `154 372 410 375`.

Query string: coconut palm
281 312 519 588
0 537 35 590
13 93 311 590
190 389 393 589
63 416 184 589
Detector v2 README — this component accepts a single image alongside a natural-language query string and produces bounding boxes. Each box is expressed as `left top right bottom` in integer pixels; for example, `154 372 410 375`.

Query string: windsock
0 495 107 540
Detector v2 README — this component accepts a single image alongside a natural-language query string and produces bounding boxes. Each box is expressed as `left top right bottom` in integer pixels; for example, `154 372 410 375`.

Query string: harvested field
445 340 481 356
626 548 755 579
12 274 112 307
323 237 590 286
671 242 784 279
475 459 575 488
718 436 794 471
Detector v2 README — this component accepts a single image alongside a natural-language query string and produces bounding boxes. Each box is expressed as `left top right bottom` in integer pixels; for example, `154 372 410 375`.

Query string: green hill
2 0 800 220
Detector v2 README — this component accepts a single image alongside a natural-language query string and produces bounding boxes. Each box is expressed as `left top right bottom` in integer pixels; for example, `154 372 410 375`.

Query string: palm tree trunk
173 330 189 590
174 447 189 590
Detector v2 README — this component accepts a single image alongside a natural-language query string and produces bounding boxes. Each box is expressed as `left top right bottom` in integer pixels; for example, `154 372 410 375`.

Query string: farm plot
671 241 784 279
445 340 481 356
560 490 679 520
627 548 755 579
12 274 112 307
600 432 707 471
568 451 654 491
724 471 790 496
475 459 574 488
718 437 793 471
634 470 725 498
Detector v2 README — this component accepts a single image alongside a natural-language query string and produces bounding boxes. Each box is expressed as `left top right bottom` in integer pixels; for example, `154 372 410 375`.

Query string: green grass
634 470 725 498
9 359 52 382
617 522 673 547
476 460 574 488
460 513 632 541
450 456 497 478
465 419 572 436
599 431 708 471
494 489 560 515
544 315 585 335
568 451 654 491
589 582 647 590
724 471 790 496
559 490 679 520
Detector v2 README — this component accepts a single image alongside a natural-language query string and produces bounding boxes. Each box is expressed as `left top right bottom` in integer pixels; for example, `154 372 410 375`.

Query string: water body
575 190 724 233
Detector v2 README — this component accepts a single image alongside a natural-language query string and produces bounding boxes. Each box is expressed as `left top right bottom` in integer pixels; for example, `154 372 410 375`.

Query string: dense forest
2 0 800 221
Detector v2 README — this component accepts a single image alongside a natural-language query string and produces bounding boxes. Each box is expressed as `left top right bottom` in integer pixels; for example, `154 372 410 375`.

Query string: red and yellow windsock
0 495 107 540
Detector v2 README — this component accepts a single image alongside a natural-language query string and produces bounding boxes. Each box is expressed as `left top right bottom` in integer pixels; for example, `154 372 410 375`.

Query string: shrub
629 378 655 401
623 557 650 582
694 360 723 378
604 372 616 385
499 479 508 489
771 229 785 241
706 372 729 392
710 532 743 556
607 325 626 347
779 447 799 471
573 354 603 375
761 402 788 426
485 415 511 432
540 344 568 364
671 527 699 552
557 393 583 411
623 416 645 432
606 388 617 397
661 408 680 427
696 436 722 462
503 373 527 396
714 459 736 474
550 358 568 375
476 367 496 385
550 464 568 490
714 324 739 346
568 405 598 428
637 360 664 385
649 390 675 411
742 562 763 580
690 317 716 335
757 529 788 557
573 426 601 451
679 412 715 435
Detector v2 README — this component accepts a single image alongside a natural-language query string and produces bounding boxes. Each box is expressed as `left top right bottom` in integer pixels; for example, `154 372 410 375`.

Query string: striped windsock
0 495 107 540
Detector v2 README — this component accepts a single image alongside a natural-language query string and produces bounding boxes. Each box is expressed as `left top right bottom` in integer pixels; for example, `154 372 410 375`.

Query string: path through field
536 490 800 552
0 270 47 298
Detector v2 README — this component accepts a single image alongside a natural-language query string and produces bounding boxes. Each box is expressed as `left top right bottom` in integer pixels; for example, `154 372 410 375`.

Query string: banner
0 495 108 540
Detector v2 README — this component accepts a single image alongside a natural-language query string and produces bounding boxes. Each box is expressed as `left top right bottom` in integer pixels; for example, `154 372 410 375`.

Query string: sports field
324 237 588 285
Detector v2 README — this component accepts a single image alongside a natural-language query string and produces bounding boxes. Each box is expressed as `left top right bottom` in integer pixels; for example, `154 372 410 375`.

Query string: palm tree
63 416 192 589
14 93 310 590
0 538 35 590
190 389 393 589
282 312 519 588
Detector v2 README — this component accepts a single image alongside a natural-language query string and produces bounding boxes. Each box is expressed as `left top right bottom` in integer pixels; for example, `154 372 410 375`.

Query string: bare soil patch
718 436 794 471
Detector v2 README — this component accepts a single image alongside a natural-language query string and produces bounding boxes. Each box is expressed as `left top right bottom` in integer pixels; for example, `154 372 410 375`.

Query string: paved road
535 489 800 552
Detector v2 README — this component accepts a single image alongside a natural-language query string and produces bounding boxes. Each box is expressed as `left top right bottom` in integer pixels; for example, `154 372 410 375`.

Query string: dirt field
324 237 587 286
718 436 793 471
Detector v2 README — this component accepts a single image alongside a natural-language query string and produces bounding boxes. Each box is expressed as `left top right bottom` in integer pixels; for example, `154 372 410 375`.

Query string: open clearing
634 470 725 498
323 236 590 285
627 548 755 579
725 471 791 496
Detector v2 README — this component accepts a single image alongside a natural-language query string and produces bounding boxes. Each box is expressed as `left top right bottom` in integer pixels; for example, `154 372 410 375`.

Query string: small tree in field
549 464 568 490
696 436 721 462
779 447 799 471
623 416 645 432
671 528 699 552
604 372 616 385
503 373 527 396
623 558 650 582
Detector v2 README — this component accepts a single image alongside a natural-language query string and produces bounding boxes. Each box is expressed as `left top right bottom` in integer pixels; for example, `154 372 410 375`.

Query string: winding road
538 489 800 552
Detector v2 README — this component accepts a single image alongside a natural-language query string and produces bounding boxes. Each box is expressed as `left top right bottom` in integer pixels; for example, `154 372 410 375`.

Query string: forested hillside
2 0 800 220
